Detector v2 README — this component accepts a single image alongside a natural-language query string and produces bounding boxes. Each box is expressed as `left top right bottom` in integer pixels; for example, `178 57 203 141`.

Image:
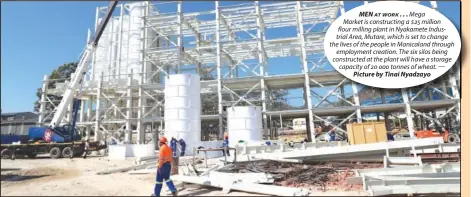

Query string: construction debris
171 174 310 196
214 160 382 191
165 137 460 196
209 171 275 184
98 137 460 196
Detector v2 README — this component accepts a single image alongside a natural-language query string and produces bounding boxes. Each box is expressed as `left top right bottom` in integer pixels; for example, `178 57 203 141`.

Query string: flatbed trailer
0 141 107 159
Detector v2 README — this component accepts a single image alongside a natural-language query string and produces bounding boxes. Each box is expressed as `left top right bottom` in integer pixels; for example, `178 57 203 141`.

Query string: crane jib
90 1 119 46
48 1 119 128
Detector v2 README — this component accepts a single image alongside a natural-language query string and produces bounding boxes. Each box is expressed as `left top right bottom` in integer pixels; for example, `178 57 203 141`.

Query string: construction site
1 1 462 196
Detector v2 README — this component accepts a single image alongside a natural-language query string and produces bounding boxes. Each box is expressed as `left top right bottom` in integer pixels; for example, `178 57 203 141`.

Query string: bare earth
1 155 367 196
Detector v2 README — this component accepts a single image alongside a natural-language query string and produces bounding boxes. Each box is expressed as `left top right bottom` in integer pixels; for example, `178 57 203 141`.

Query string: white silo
110 18 119 79
227 106 263 146
92 17 120 82
127 2 144 80
93 17 110 81
164 74 201 153
118 15 129 78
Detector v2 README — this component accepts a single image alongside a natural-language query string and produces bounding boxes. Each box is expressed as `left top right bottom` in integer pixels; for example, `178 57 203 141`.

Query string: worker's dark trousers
180 146 186 156
154 162 177 196
82 149 88 159
221 147 230 156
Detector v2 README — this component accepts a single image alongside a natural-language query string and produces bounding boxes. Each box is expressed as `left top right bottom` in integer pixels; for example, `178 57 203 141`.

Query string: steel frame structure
37 1 461 144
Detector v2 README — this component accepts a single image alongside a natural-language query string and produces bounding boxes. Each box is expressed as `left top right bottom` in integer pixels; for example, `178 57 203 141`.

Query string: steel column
126 71 133 143
87 96 93 122
79 99 86 123
38 75 49 125
67 95 74 123
117 4 124 78
255 1 268 138
401 89 415 138
137 1 150 144
176 1 183 74
107 12 114 80
351 82 362 123
215 1 224 139
448 74 460 122
296 1 315 142
94 72 104 142
91 7 100 81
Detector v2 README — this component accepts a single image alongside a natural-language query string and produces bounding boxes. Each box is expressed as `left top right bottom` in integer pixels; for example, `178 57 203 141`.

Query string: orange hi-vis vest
158 144 173 168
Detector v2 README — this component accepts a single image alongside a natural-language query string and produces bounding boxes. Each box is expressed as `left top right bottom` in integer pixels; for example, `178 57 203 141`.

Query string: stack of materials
107 143 155 160
254 137 446 162
172 166 310 196
346 162 460 196
346 122 387 145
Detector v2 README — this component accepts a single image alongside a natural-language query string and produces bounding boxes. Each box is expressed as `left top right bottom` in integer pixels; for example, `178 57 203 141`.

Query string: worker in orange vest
153 137 177 196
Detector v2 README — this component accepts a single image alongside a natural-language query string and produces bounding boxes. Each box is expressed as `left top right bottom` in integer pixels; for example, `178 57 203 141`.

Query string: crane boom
49 1 119 128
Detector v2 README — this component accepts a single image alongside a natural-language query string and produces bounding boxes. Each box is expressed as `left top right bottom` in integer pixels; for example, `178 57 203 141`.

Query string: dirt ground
1 155 367 196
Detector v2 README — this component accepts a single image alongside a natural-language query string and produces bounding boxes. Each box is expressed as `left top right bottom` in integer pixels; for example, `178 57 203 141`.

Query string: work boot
171 191 178 196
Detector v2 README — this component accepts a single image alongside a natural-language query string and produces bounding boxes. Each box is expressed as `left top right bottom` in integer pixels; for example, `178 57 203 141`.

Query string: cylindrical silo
118 15 129 79
227 106 263 146
94 17 110 81
127 2 144 79
164 74 201 153
110 18 119 79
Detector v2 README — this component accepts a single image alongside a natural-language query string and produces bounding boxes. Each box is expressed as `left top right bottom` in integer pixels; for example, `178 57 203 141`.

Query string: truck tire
447 134 460 143
50 147 62 159
1 149 12 159
62 147 73 158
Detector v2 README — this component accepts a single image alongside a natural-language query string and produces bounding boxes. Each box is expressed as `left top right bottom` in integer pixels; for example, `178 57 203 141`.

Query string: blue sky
1 1 461 113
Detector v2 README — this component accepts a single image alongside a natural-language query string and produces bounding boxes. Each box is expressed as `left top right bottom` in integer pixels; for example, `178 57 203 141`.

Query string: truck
1 1 119 160
1 124 107 159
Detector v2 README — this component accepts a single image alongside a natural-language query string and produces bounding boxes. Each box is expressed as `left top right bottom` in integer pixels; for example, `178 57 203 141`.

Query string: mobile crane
1 1 119 159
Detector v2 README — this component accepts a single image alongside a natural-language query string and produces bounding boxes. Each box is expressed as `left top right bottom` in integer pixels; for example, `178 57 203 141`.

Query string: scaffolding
37 1 461 144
